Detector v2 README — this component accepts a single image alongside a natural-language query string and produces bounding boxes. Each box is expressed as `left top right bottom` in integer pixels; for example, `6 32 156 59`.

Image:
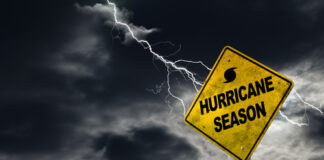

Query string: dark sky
1 0 324 159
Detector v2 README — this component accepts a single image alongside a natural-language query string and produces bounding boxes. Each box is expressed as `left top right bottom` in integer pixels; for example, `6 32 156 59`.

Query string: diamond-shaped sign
184 46 293 160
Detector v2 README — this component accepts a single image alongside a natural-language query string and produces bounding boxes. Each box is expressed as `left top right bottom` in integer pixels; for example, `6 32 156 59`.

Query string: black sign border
184 46 293 160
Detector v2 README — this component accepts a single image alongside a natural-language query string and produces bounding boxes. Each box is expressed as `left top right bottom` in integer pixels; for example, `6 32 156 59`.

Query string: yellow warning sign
184 46 293 160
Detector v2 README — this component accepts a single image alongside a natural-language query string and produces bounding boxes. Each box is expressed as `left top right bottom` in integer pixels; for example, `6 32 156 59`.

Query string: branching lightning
293 89 323 114
105 0 323 126
279 89 323 127
106 0 207 116
279 110 308 127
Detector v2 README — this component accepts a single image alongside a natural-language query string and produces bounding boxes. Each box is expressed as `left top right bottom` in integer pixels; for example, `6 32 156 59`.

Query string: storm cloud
94 126 199 160
1 0 324 160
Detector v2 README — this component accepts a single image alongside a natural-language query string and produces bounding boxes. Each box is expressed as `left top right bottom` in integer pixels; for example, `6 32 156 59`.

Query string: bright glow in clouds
97 0 323 126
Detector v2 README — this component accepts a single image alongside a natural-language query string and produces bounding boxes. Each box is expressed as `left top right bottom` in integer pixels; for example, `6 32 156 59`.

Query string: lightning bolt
279 110 308 127
293 89 323 114
279 89 323 127
106 0 209 116
104 0 323 126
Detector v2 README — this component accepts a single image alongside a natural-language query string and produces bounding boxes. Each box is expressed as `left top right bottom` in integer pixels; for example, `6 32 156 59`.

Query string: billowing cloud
51 19 109 78
76 3 158 44
94 126 199 160
2 0 324 160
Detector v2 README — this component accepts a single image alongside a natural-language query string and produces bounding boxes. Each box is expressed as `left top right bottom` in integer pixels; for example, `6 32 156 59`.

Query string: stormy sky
1 0 324 160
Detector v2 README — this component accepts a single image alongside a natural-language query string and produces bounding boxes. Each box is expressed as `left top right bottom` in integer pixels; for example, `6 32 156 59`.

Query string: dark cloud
0 102 78 154
0 0 324 159
94 126 199 160
309 156 324 160
118 0 324 68
304 112 324 144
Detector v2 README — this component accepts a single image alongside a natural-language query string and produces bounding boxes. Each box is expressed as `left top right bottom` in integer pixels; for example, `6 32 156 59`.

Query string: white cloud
30 2 324 160
161 55 324 160
6 52 323 160
281 55 324 116
76 3 159 44
51 21 109 78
